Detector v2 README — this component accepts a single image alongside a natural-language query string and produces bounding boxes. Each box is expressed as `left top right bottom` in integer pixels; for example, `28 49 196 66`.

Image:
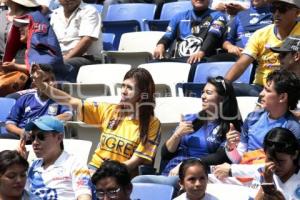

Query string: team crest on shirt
48 104 58 115
178 35 203 56
250 17 259 24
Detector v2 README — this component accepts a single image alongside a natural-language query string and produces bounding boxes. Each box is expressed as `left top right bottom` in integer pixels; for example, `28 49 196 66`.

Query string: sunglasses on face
270 4 297 14
96 187 121 200
29 132 53 142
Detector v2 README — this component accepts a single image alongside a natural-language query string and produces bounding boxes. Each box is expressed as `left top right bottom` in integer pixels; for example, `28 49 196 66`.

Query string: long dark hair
113 68 156 144
193 76 242 139
264 127 300 166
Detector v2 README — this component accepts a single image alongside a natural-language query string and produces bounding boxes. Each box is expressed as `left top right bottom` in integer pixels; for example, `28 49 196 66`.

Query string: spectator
0 150 31 200
31 67 161 176
0 0 41 60
132 76 242 190
153 0 227 65
270 35 300 77
255 127 300 200
3 64 72 140
222 0 272 57
50 0 102 81
212 69 300 187
20 115 94 199
92 160 132 200
174 158 217 200
225 0 300 96
0 8 69 96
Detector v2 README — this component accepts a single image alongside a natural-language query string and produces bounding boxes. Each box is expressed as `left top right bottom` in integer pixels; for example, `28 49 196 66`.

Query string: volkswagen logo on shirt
178 35 203 57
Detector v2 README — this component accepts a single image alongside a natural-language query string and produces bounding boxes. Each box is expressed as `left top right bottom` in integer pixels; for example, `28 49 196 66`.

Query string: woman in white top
255 127 300 200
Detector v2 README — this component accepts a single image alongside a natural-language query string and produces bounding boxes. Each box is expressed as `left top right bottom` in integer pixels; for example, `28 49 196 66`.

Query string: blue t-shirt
162 9 227 57
226 5 272 48
241 109 300 151
6 92 71 129
162 114 225 175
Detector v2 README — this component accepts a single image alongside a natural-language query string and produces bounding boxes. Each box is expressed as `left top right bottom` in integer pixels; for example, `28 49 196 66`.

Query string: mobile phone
261 183 276 194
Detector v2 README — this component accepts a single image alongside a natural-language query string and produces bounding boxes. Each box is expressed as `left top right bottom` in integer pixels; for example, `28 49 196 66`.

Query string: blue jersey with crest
6 92 71 129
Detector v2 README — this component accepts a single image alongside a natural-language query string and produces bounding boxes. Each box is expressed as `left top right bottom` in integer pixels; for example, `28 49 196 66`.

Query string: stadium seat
62 64 131 98
93 4 103 13
0 138 19 151
131 183 174 200
104 31 165 67
146 1 193 31
102 33 115 51
103 3 157 48
138 62 191 96
0 97 16 134
193 62 253 84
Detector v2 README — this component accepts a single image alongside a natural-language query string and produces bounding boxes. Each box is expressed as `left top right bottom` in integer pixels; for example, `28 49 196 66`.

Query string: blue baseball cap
25 116 64 134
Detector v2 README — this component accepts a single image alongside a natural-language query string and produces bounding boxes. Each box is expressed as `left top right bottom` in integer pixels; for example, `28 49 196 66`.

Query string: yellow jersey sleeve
134 117 161 162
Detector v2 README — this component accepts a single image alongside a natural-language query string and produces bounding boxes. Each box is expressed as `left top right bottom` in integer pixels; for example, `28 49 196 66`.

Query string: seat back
102 33 116 51
105 3 156 24
193 62 253 84
118 31 165 52
0 139 19 151
76 64 131 95
0 98 16 134
131 183 174 200
160 1 193 20
139 62 191 96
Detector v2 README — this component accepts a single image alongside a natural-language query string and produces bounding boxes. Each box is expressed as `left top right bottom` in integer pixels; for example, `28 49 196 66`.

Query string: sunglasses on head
215 76 227 93
270 4 297 14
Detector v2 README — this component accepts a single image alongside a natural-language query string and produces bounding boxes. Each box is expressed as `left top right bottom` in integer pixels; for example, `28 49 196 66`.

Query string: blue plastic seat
146 1 193 31
103 3 157 48
93 4 103 13
0 98 16 134
130 183 174 200
102 33 115 51
193 62 253 84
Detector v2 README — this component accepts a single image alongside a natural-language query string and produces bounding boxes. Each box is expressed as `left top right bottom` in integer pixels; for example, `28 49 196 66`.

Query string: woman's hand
226 123 240 151
168 162 182 176
213 163 231 180
174 115 194 138
227 45 244 57
263 161 275 183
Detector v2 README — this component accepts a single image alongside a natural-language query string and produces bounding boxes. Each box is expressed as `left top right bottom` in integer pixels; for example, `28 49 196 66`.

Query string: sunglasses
96 187 121 200
215 76 227 93
29 132 53 142
270 4 297 14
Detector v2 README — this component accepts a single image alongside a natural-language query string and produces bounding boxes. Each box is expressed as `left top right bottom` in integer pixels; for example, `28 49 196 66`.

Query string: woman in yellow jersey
31 66 161 175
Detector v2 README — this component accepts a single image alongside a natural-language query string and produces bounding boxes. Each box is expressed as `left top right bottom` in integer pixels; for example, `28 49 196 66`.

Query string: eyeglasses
96 187 121 200
270 4 297 14
29 132 53 142
215 76 227 93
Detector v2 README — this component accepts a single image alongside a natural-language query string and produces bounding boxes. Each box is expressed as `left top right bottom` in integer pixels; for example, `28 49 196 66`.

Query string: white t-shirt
26 151 93 199
274 170 300 200
173 192 218 200
50 2 102 56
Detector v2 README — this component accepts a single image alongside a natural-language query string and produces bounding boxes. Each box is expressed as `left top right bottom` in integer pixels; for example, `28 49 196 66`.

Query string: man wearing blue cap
20 115 94 200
